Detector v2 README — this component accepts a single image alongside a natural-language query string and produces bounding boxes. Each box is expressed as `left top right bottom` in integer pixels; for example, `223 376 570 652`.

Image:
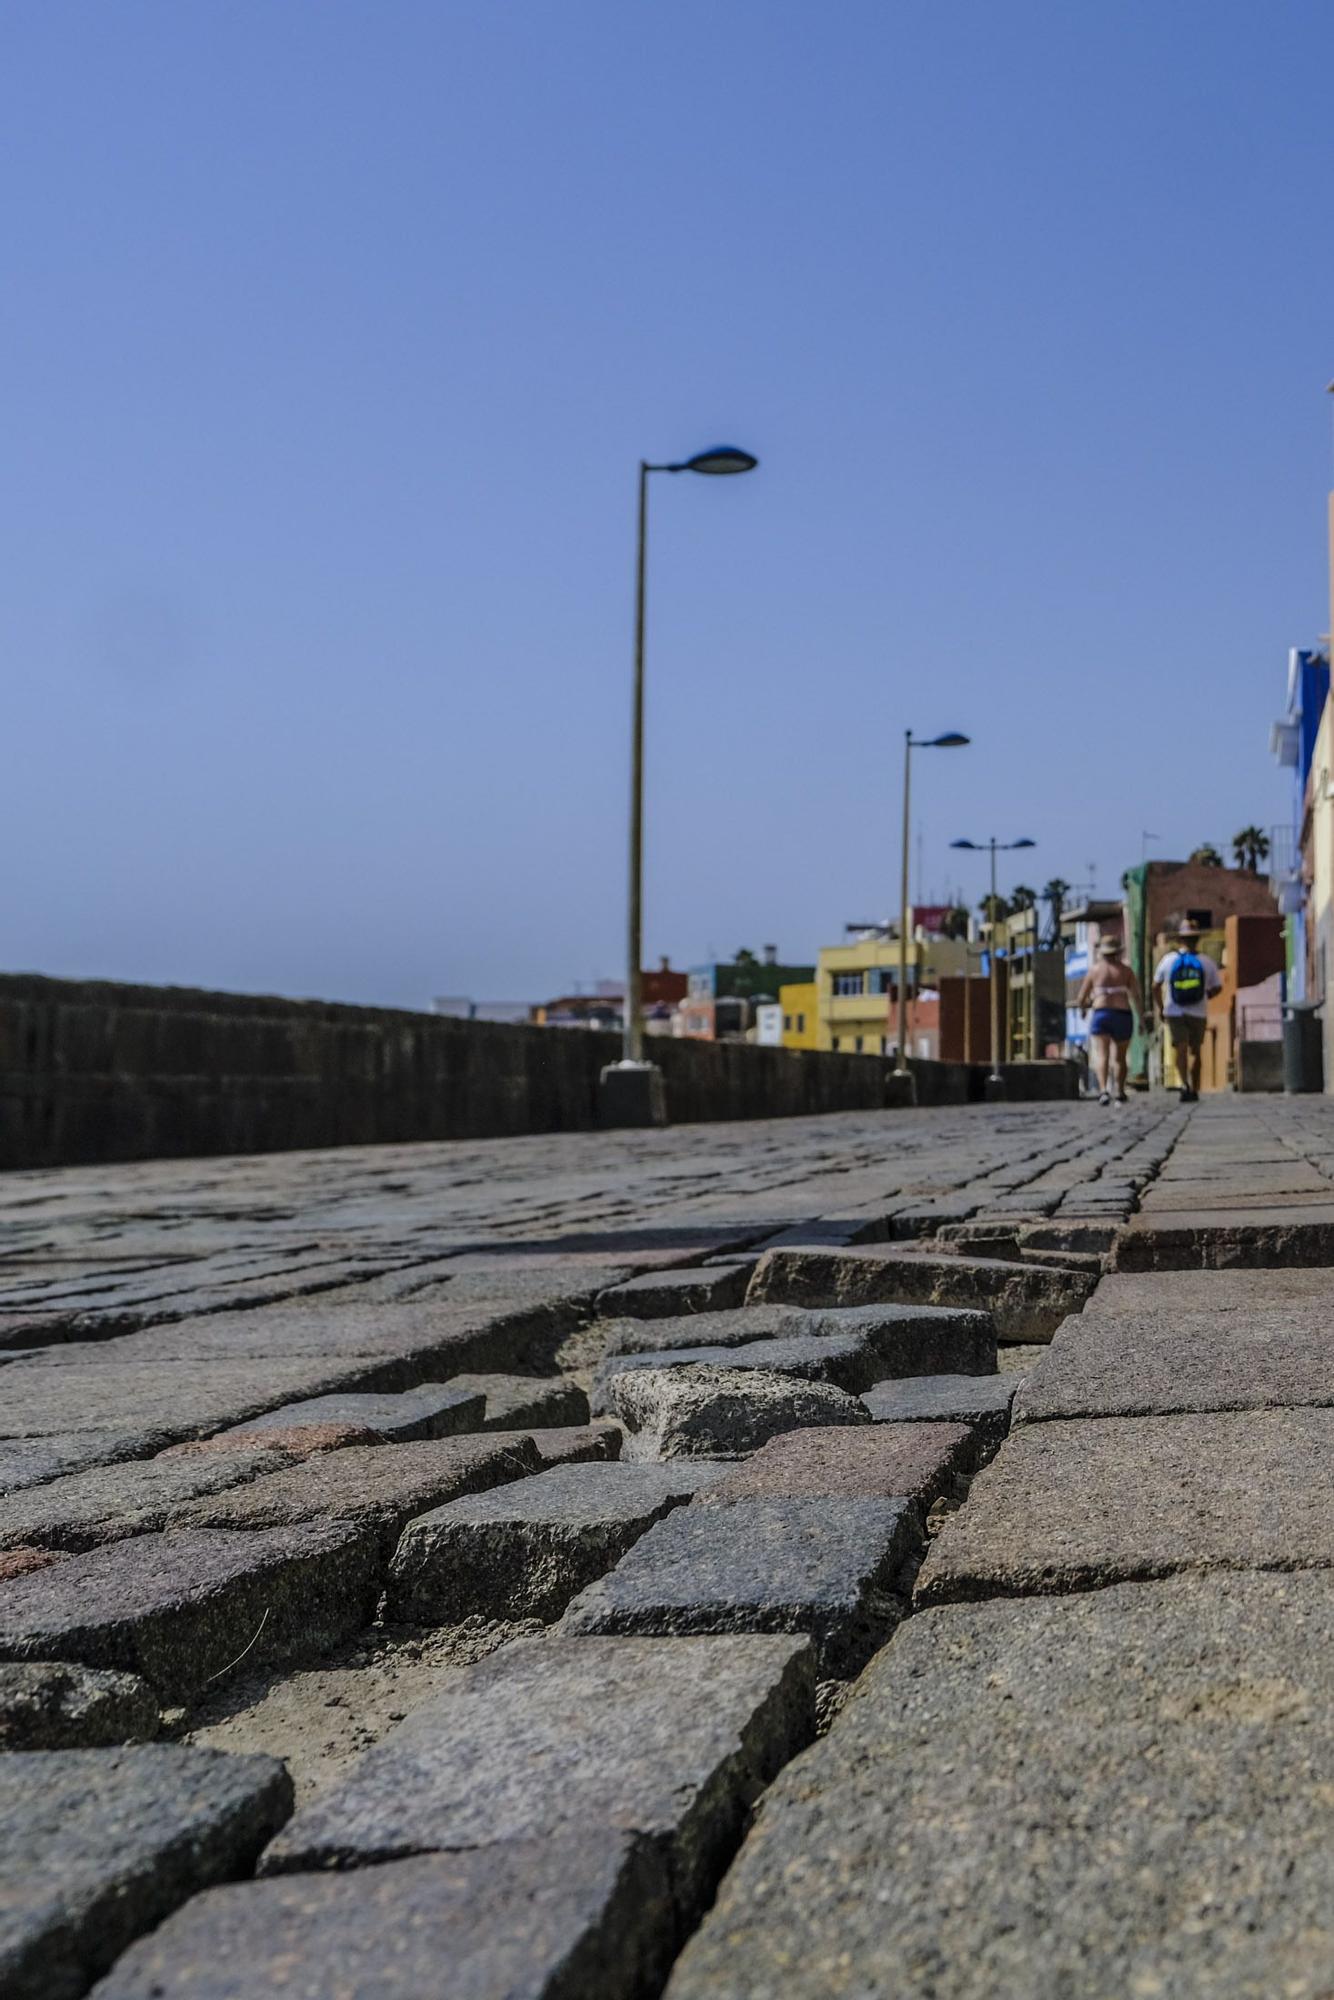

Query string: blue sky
3 1 1331 1007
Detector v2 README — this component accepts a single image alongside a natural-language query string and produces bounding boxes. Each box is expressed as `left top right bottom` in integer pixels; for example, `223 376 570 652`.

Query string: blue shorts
1089 1008 1134 1042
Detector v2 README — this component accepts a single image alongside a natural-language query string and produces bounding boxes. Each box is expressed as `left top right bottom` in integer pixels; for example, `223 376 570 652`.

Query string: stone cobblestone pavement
8 1096 1334 1994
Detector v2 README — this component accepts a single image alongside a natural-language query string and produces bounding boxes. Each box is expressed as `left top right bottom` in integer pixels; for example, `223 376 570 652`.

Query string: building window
854 1034 863 1052
796 1013 806 1032
783 1014 792 1031
833 972 864 997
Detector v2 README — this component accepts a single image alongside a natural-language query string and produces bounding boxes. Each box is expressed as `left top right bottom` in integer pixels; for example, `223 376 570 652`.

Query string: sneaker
1179 1087 1198 1104
1114 1091 1128 1105
1098 1091 1111 1106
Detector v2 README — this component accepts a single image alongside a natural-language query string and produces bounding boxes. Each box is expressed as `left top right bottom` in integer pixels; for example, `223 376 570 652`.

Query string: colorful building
779 981 818 1050
1122 859 1280 1087
815 920 967 1057
675 948 814 1041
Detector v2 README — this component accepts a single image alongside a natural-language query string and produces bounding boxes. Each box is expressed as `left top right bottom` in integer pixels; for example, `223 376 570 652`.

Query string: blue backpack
1169 951 1206 1008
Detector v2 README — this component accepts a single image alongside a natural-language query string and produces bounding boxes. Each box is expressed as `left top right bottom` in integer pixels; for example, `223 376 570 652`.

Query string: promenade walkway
1 1097 1329 1997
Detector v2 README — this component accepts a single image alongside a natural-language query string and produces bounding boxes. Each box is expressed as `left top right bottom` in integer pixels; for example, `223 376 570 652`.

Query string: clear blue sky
3 1 1331 1007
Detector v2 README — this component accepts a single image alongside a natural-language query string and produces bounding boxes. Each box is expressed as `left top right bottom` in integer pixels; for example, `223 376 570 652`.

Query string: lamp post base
599 1060 668 1129
886 1068 917 1108
984 1073 1008 1103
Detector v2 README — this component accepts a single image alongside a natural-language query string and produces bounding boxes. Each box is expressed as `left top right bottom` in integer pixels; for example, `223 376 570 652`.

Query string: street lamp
603 444 759 1128
950 836 1036 1101
896 732 970 1084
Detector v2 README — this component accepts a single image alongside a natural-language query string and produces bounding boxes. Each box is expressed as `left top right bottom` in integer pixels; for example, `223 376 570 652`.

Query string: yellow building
815 929 967 1055
779 981 818 1050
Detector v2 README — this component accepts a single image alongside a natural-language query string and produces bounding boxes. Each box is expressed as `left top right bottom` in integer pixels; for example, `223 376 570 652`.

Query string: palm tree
1231 826 1270 874
941 904 970 941
978 893 1007 928
1009 885 1038 913
1042 877 1071 948
1189 843 1223 868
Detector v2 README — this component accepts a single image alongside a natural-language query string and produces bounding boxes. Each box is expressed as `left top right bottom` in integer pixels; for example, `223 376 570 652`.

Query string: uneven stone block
609 1364 870 1459
260 1633 814 1931
0 1445 290 1554
1017 1306 1334 1423
862 1373 1018 1452
562 1497 921 1676
597 1301 993 1372
595 1265 752 1319
916 1407 1334 1606
0 1522 380 1701
747 1244 1094 1340
222 1382 485 1444
592 1332 882 1412
0 1745 291 2000
91 1835 671 2000
1115 1207 1334 1270
445 1372 589 1429
171 1435 540 1559
699 1422 975 1506
0 1661 158 1750
488 1421 623 1466
667 1574 1334 2000
387 1462 704 1623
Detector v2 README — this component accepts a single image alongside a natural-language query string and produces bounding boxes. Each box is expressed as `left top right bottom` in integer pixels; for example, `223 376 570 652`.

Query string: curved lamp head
1011 837 1037 850
926 732 970 748
678 445 759 475
950 839 978 851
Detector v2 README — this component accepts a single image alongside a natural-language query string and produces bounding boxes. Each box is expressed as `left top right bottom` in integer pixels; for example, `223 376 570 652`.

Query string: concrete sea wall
0 974 1078 1169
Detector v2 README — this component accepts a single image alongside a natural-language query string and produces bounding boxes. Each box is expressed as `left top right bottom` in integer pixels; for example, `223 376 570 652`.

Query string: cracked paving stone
746 1244 1095 1340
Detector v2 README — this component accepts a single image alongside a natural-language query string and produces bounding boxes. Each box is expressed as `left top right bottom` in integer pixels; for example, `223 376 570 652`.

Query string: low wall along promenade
0 973 1077 1169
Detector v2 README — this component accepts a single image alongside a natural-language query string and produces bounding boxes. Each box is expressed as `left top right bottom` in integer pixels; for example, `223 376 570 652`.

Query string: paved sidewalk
8 1096 1329 1997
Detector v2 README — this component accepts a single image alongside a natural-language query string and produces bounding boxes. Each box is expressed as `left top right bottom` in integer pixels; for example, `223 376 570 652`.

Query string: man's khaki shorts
1167 1014 1207 1053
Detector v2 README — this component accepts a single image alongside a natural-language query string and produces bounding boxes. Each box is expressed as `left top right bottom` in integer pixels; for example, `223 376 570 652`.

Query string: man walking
1153 920 1222 1103
1076 934 1142 1105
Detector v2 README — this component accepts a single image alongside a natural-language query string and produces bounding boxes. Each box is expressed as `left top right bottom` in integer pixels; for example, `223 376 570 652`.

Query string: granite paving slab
1087 1267 1334 1315
259 1633 814 1933
0 1744 291 2000
592 1332 883 1412
1115 1207 1334 1269
666 1573 1334 2000
0 1521 381 1700
697 1422 975 1506
487 1421 623 1466
609 1364 870 1459
0 1432 176 1496
1017 1305 1334 1422
170 1435 540 1559
861 1373 1018 1452
90 1834 671 2000
386 1461 697 1623
0 1357 424 1443
0 1661 159 1750
595 1265 753 1318
747 1244 1094 1339
916 1407 1334 1605
561 1496 921 1676
0 1444 291 1553
220 1382 485 1443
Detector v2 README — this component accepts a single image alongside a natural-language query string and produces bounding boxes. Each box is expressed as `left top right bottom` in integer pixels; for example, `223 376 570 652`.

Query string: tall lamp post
949 836 1036 1102
601 444 759 1128
895 731 969 1086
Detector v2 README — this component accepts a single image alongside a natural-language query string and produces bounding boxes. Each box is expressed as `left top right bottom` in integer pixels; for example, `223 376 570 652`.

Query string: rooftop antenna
1142 830 1161 863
